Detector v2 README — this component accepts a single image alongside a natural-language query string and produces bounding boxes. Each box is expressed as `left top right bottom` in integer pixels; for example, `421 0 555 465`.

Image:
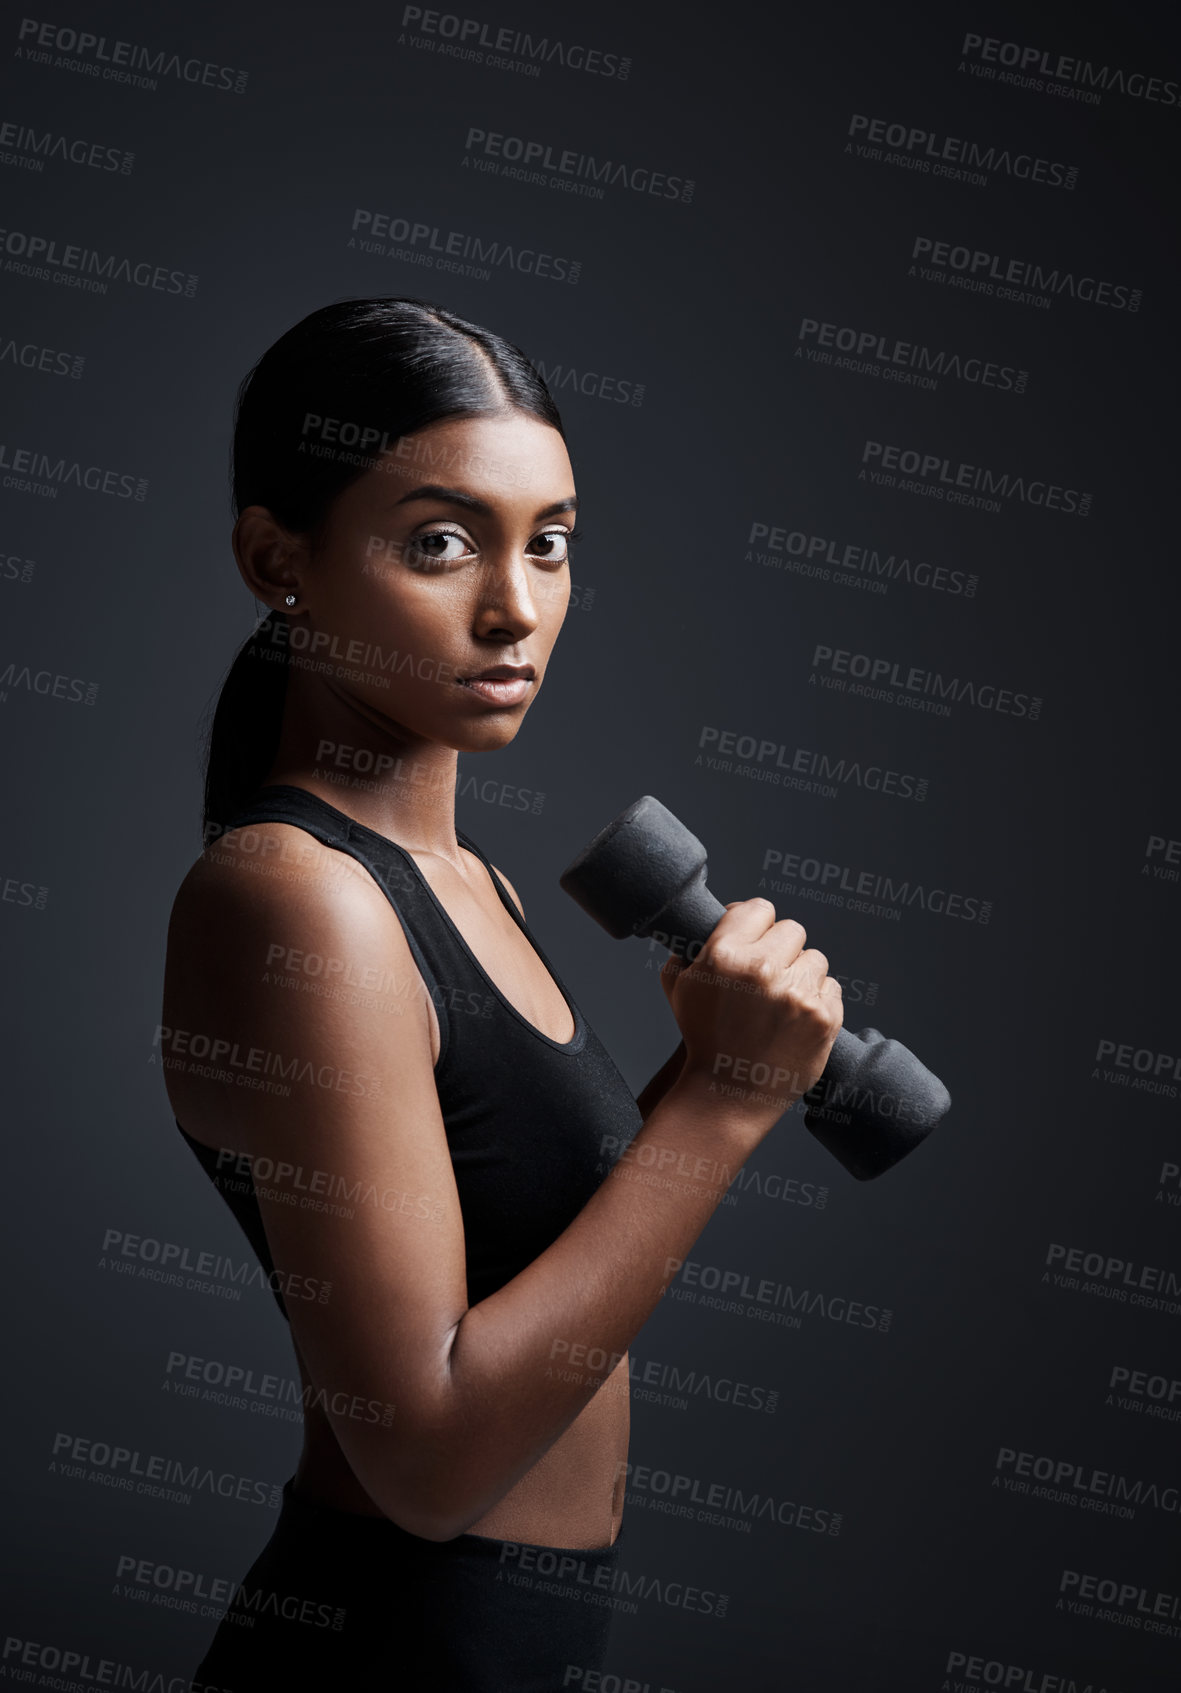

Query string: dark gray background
2 2 1178 1688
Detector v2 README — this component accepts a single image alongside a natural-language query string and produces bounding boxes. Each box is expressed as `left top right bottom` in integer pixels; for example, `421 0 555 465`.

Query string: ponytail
200 609 291 842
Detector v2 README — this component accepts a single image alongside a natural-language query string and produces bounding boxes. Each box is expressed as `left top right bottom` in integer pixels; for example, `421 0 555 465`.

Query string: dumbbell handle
649 879 948 1180
560 797 951 1180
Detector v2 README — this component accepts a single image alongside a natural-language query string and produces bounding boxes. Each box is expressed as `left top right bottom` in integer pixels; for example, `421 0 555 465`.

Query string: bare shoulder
172 820 387 930
162 820 434 1144
165 819 422 1008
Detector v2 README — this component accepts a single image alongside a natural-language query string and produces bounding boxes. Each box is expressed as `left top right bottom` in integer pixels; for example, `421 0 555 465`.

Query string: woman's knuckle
711 942 740 977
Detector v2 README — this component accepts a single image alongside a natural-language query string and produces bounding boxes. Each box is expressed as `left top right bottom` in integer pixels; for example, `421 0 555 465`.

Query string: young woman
161 296 844 1689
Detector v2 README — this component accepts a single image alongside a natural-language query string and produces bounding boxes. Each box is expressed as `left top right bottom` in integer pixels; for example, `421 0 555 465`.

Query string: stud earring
284 592 296 606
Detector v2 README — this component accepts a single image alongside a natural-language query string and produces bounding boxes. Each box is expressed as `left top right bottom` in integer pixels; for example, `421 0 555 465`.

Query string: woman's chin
453 716 527 753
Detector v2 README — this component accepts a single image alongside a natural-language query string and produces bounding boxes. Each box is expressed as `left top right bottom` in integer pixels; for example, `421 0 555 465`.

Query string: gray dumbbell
560 795 951 1180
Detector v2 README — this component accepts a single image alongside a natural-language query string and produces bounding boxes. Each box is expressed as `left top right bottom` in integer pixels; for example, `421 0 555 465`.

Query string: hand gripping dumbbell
559 795 951 1180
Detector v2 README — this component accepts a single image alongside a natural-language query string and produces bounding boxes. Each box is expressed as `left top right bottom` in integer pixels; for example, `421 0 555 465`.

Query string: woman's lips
459 676 532 706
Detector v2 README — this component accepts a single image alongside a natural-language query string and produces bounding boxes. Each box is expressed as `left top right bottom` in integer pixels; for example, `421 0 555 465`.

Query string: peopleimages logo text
350 208 580 284
960 32 1179 106
860 441 1090 517
810 643 1042 721
0 120 134 174
464 127 693 202
747 522 977 598
530 359 644 407
847 113 1077 188
798 316 1026 392
996 1444 1179 1518
760 849 992 926
15 18 249 93
1045 1244 1181 1317
399 8 630 78
0 226 196 295
911 237 1142 312
944 1646 1136 1691
0 442 146 500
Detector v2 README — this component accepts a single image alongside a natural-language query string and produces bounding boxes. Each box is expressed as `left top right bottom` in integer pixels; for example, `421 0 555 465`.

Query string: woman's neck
260 760 464 861
262 669 466 860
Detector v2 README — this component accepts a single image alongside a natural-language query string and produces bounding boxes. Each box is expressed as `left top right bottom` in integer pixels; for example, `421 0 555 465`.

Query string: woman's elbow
376 1484 487 1544
355 1435 490 1543
332 1386 494 1542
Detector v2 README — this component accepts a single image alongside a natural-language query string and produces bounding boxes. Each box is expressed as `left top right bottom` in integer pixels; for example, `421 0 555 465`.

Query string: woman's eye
402 525 579 571
528 528 576 563
405 529 471 570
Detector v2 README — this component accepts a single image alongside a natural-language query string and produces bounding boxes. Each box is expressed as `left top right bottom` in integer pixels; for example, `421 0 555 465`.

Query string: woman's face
289 409 576 753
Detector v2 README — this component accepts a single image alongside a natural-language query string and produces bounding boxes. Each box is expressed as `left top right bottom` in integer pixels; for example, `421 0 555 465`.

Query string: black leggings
190 1478 625 1691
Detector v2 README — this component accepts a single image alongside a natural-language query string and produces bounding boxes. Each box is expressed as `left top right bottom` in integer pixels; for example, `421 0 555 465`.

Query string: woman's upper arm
165 829 470 1535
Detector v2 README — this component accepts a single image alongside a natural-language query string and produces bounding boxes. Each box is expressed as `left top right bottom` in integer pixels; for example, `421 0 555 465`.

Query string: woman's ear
232 505 304 609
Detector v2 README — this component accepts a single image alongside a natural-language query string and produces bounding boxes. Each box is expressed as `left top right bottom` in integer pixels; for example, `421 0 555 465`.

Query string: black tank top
174 783 644 1319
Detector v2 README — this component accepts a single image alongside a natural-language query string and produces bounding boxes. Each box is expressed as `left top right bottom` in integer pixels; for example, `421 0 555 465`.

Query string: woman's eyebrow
390 484 579 521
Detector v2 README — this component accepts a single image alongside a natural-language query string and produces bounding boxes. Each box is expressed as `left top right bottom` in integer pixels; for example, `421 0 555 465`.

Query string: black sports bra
174 784 644 1318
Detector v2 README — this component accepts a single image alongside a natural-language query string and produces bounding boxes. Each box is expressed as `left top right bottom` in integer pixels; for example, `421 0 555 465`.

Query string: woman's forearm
407 1076 775 1537
634 1037 686 1120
